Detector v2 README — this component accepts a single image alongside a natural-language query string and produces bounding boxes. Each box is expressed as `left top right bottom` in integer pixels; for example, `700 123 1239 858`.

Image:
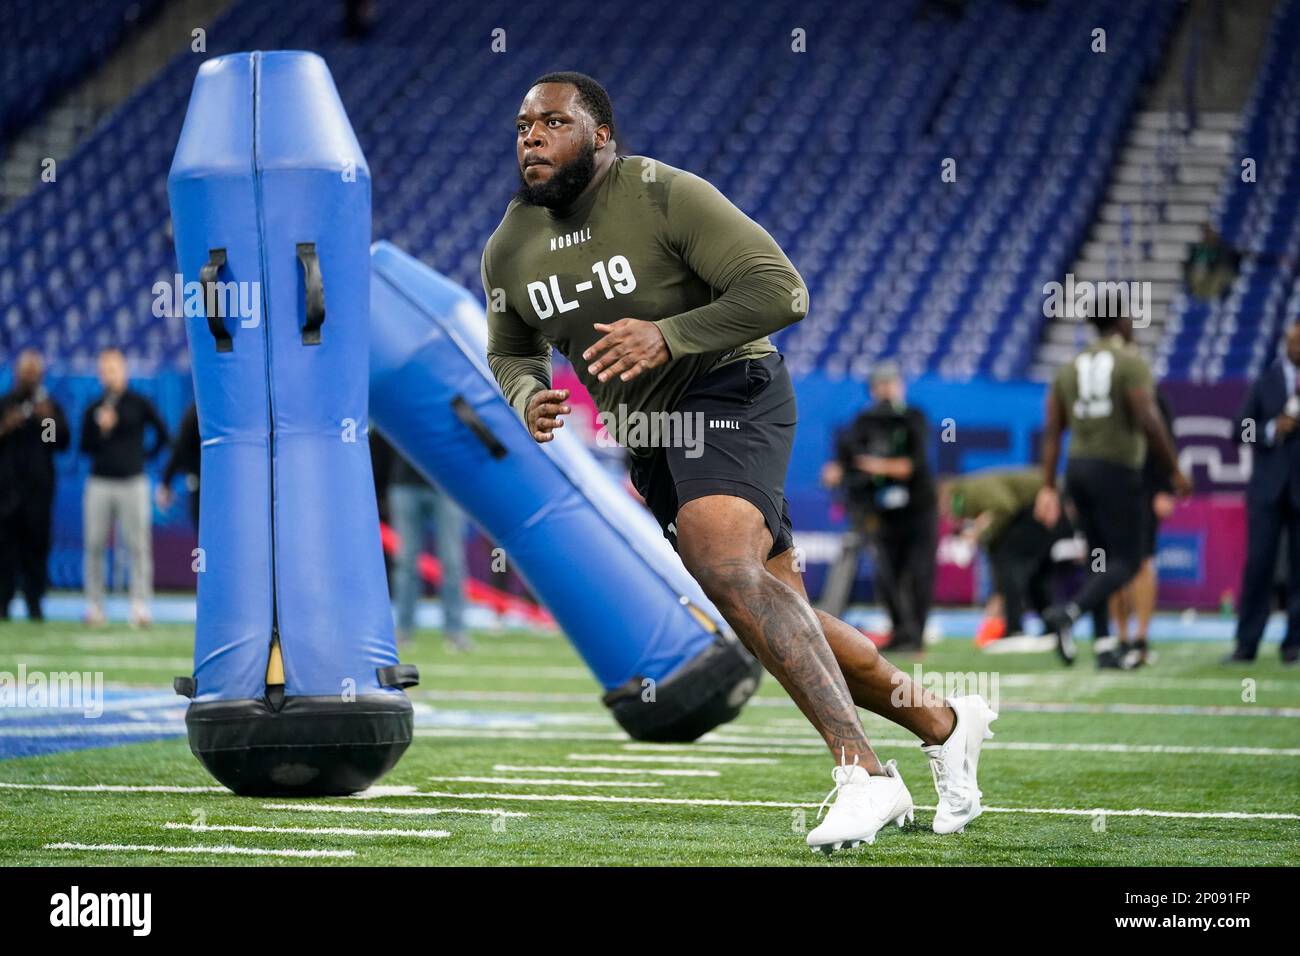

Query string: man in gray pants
79 349 169 627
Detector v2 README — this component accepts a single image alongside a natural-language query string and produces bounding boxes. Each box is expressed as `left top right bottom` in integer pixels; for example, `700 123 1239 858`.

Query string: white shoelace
816 747 862 820
928 751 977 811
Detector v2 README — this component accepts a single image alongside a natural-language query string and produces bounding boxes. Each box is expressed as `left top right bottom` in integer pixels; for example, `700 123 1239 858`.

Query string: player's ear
594 124 611 150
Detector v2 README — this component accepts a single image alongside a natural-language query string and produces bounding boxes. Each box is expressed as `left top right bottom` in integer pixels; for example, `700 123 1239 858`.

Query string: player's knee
683 555 764 614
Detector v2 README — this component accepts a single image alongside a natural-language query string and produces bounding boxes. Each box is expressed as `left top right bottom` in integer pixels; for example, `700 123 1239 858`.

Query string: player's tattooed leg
676 496 882 773
765 548 957 746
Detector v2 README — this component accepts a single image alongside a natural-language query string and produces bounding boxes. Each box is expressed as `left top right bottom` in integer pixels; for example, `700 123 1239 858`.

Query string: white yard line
15 655 191 670
0 723 183 737
0 782 225 793
493 763 719 777
427 775 664 788
162 822 450 839
408 790 1300 821
567 753 778 765
412 690 594 704
43 842 355 858
633 739 1300 758
411 727 1300 757
415 728 628 742
999 702 1300 718
994 673 1300 693
262 802 528 817
414 665 591 681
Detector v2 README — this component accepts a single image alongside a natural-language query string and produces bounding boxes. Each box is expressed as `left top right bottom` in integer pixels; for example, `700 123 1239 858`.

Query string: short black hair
530 71 616 141
1089 311 1122 334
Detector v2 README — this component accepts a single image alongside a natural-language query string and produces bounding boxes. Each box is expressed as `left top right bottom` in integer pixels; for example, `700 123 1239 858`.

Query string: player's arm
1126 383 1191 496
657 171 808 357
585 169 809 383
976 486 1018 545
1034 382 1067 526
483 255 571 443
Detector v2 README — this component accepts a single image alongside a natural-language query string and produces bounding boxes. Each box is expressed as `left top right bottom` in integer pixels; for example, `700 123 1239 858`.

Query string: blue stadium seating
0 1 163 143
1159 0 1300 382
1 0 1179 382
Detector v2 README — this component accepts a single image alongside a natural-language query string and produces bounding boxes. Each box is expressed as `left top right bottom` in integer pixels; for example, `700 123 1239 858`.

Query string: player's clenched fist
525 388 571 443
583 319 669 383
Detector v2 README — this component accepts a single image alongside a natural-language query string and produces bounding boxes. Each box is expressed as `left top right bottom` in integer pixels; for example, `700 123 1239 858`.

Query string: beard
516 141 596 210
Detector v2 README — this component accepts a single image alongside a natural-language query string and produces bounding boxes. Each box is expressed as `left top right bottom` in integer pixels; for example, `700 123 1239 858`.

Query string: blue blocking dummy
368 242 761 741
167 53 416 795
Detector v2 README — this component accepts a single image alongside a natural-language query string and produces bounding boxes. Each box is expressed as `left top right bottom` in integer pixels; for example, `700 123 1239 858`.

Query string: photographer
821 363 937 650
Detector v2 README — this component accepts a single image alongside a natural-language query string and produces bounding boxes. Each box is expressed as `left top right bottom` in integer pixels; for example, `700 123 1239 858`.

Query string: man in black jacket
157 403 201 530
0 350 70 621
823 363 937 651
1228 322 1300 664
79 349 169 628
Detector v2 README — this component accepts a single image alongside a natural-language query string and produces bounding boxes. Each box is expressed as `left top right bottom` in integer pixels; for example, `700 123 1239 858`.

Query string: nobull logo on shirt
548 226 592 251
50 886 152 936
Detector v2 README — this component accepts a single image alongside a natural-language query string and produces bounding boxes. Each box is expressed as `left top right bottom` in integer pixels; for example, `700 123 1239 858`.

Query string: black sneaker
1120 639 1149 670
1043 607 1076 666
1220 650 1255 665
1096 648 1123 669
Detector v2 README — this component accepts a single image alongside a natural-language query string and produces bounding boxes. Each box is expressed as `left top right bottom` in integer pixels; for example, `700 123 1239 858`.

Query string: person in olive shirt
79 349 169 628
1035 311 1190 666
484 72 999 853
1109 389 1176 669
943 468 1063 641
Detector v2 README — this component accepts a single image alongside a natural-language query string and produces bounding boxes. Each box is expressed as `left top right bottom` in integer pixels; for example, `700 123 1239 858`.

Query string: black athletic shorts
1065 457 1145 574
628 351 796 560
1140 492 1160 559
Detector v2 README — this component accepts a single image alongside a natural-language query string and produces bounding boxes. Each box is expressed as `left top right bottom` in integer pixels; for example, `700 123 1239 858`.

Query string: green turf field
1 618 1298 866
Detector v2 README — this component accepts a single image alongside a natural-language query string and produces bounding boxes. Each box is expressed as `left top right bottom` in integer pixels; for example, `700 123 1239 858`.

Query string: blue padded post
368 241 760 741
168 52 415 795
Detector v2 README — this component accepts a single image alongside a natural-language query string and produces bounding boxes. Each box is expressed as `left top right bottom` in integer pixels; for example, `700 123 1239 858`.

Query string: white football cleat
923 694 998 835
806 756 914 855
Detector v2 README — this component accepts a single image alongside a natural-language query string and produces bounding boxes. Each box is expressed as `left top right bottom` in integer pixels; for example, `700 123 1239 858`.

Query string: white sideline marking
163 822 450 839
263 802 528 817
44 842 355 858
631 739 1300 758
15 655 191 670
409 790 1300 821
1001 702 1300 718
416 729 628 742
417 664 590 680
567 753 778 766
353 785 420 798
0 723 183 737
428 775 663 788
413 728 1300 756
493 764 719 777
414 685 1300 713
0 782 225 793
995 673 1300 693
414 690 593 704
